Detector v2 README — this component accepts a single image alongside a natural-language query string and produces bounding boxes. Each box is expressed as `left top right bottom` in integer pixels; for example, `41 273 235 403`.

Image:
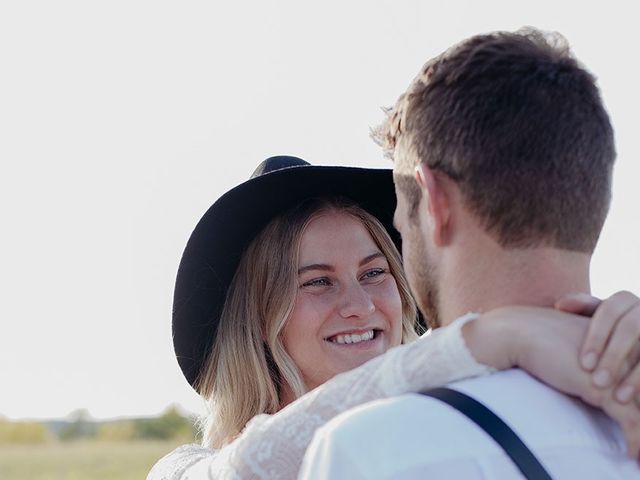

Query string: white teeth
330 330 375 345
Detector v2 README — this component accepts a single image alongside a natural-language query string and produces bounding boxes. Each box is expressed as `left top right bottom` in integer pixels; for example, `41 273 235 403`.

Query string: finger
623 404 640 459
554 292 601 316
615 361 640 404
581 291 638 374
592 302 640 388
624 416 640 460
626 421 640 460
602 394 640 459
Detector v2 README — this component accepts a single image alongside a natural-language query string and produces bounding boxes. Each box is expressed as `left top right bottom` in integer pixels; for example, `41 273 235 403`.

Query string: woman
150 156 640 479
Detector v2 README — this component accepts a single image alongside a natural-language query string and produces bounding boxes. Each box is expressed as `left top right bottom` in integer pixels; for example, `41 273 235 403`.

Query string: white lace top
147 314 493 480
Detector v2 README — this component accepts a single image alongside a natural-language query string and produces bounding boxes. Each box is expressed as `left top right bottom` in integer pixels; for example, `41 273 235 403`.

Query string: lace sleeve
146 444 217 480
150 313 494 479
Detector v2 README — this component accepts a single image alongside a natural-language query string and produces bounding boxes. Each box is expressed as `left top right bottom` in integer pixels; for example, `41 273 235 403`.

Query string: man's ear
414 163 451 246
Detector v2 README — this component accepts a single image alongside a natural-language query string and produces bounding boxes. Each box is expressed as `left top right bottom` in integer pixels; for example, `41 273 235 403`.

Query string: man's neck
438 241 592 326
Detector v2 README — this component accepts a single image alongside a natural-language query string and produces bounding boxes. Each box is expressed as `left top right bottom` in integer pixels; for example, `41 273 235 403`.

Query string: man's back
300 370 639 479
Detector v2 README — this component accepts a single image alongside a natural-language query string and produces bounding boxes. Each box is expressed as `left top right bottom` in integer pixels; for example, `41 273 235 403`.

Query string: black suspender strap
419 387 553 480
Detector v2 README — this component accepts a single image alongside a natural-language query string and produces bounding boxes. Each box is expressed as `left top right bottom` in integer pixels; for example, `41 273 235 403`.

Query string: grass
0 439 187 480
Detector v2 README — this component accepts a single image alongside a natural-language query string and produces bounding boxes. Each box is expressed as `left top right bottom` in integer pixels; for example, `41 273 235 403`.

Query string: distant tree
59 408 96 441
133 405 197 441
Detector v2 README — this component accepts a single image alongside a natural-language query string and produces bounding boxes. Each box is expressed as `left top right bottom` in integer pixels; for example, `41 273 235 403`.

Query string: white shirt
300 369 639 479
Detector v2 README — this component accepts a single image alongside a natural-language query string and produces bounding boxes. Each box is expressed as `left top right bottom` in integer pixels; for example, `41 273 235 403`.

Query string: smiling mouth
325 329 380 345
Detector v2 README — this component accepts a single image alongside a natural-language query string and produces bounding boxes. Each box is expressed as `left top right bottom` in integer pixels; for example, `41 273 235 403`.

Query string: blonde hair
198 197 419 448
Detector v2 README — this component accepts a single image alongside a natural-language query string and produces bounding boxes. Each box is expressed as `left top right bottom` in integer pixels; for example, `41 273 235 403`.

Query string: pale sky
1 1 638 421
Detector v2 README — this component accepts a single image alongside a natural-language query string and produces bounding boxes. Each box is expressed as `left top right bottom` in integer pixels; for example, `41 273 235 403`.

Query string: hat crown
251 155 309 178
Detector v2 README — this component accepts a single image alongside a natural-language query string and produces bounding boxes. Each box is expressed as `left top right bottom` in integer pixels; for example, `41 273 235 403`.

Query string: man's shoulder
449 369 624 447
304 393 488 479
313 369 626 464
338 370 624 446
324 369 592 428
302 370 640 479
448 368 581 410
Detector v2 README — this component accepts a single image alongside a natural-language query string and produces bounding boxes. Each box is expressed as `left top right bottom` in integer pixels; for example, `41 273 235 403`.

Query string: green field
0 439 186 480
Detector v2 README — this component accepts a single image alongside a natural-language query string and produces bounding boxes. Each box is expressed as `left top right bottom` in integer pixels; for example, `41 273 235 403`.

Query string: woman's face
282 210 404 391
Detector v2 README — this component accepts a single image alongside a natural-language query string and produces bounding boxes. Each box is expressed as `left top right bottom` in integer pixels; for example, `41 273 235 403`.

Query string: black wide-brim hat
173 155 400 391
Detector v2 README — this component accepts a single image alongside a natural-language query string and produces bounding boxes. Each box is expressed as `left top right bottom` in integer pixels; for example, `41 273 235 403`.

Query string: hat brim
172 165 400 390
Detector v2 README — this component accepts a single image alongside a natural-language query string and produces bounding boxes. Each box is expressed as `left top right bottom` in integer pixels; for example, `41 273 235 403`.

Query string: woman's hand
464 304 640 458
556 291 640 459
466 306 593 397
556 291 640 405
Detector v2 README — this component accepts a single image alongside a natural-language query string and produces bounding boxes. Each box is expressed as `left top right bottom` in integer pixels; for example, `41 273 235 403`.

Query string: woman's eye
362 268 386 280
302 278 332 287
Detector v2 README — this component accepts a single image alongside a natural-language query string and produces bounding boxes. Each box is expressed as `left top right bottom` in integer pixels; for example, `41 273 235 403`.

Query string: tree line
0 405 198 444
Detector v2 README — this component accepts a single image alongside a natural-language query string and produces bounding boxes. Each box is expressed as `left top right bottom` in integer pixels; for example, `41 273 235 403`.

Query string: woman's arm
148 313 494 479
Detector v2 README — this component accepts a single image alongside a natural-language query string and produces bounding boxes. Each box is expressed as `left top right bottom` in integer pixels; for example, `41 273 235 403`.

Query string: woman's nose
338 282 375 319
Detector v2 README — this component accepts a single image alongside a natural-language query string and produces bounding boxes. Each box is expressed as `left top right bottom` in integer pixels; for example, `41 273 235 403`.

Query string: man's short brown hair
376 28 615 252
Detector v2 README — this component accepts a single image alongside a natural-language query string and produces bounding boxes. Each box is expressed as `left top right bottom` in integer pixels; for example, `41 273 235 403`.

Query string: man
300 28 640 478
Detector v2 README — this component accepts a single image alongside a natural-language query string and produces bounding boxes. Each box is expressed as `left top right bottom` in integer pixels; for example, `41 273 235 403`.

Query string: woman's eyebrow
298 252 386 275
298 264 334 275
359 252 385 266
